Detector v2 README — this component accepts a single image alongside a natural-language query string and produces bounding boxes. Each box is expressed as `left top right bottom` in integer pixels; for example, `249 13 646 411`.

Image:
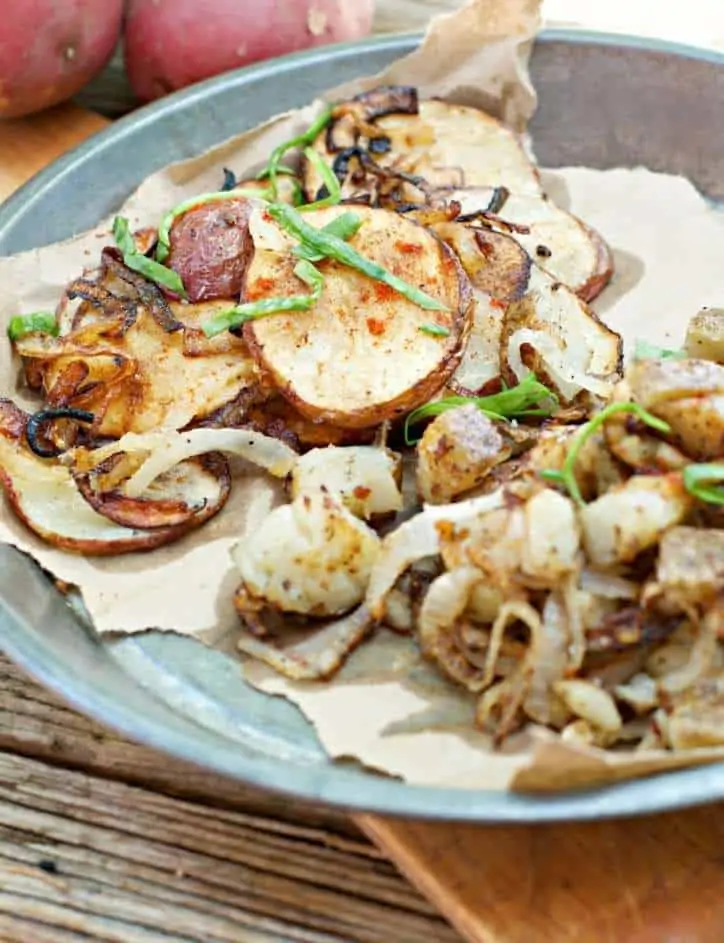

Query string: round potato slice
243 205 473 429
304 97 542 202
73 452 230 530
0 406 222 555
438 187 614 302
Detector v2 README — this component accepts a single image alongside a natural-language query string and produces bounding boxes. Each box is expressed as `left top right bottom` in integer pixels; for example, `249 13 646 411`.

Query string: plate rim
2 28 724 823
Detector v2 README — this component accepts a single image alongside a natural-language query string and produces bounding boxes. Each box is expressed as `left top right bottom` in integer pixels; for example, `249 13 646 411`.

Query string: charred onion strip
26 407 95 459
66 278 139 335
101 247 184 333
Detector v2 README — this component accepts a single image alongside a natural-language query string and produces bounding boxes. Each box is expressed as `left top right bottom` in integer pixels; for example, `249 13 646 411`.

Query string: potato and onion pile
4 86 724 754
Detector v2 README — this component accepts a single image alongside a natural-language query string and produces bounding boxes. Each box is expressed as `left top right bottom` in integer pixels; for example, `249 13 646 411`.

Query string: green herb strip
202 259 324 338
540 402 671 506
113 217 187 299
7 311 59 342
257 106 334 200
299 148 342 211
268 203 448 313
404 373 557 446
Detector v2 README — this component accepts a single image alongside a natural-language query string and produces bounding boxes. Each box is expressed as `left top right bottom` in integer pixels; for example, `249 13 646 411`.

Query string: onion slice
365 489 505 619
67 427 298 497
238 604 374 681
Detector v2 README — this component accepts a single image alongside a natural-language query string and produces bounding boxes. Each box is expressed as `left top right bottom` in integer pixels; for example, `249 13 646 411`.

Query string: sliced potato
685 308 724 362
626 358 724 460
245 395 376 449
20 299 258 438
73 452 230 530
243 205 473 429
432 223 530 395
500 265 623 404
0 420 195 555
416 404 514 505
436 187 613 302
304 97 542 202
290 445 402 519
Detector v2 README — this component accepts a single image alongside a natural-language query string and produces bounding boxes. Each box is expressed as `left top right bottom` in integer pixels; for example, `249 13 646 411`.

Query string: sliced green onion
404 373 557 446
268 203 448 313
202 259 324 338
633 339 685 361
155 189 270 262
299 147 341 211
113 216 187 299
258 106 334 200
418 323 451 338
292 212 363 261
682 463 724 505
540 402 671 506
7 311 59 342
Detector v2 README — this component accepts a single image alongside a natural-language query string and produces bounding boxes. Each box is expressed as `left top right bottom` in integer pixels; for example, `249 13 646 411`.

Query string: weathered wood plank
0 655 356 837
0 752 459 943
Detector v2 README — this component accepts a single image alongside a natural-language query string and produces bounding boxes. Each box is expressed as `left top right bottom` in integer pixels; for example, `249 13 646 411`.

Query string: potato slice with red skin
0 401 229 555
243 205 473 429
165 196 254 303
304 98 543 202
435 187 613 302
73 452 231 530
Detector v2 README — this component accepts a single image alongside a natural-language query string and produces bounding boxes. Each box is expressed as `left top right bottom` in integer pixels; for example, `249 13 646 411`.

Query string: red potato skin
165 197 254 303
0 0 124 119
124 0 375 102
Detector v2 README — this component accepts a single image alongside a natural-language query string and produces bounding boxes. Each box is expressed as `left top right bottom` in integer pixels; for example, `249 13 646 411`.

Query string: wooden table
3 3 724 942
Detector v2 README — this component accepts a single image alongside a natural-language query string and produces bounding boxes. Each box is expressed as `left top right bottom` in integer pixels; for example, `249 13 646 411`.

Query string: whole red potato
124 0 375 103
0 0 124 119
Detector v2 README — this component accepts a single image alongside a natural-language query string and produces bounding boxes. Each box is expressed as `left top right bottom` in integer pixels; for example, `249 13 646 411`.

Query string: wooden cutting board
3 99 724 943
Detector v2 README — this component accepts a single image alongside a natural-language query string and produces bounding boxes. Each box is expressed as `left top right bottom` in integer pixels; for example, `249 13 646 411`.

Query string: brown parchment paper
2 0 724 791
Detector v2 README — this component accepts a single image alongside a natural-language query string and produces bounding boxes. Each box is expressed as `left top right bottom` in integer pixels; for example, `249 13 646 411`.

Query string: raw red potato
0 0 123 119
124 0 375 103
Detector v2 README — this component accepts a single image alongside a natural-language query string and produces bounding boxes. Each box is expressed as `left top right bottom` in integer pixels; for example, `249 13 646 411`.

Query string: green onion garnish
418 323 451 338
113 216 187 299
268 203 447 313
257 106 334 200
540 402 671 506
299 147 342 211
7 311 59 342
682 463 724 505
201 259 324 338
633 339 685 361
292 212 363 261
404 373 557 446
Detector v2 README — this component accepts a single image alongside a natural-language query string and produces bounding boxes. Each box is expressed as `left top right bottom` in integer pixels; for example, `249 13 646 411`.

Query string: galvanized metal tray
2 30 724 823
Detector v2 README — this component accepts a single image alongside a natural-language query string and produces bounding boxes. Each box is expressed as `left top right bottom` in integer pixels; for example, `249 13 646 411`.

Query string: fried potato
416 404 514 505
290 445 402 520
626 358 724 460
0 406 208 555
580 474 692 568
243 205 473 429
432 223 530 395
500 265 623 404
19 300 258 438
73 452 230 530
685 308 724 363
304 97 543 202
437 187 613 302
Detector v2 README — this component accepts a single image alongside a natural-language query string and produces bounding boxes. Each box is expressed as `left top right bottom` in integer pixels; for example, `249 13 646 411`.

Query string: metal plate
2 31 724 823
